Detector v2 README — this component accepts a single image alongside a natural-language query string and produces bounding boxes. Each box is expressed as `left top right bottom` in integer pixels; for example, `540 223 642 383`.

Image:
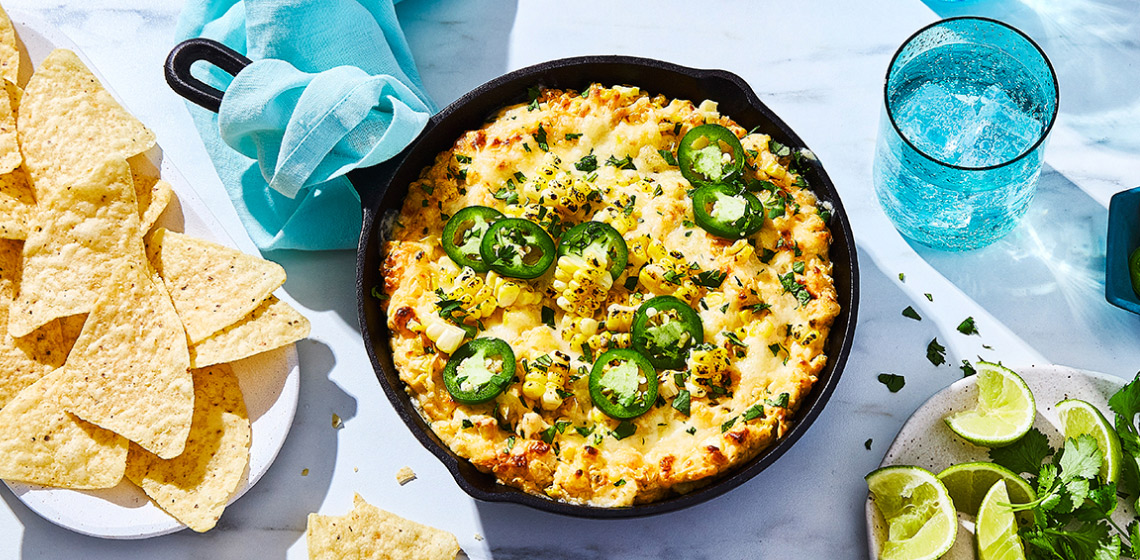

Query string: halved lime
937 462 1035 518
866 465 958 560
945 362 1035 447
1056 398 1122 484
976 480 1026 560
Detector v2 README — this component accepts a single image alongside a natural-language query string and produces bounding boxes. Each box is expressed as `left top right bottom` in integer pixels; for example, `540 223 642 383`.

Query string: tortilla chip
0 369 128 489
8 157 143 337
148 228 286 344
0 5 17 85
190 295 309 368
138 178 172 233
306 494 460 560
60 260 193 459
57 313 86 358
125 364 250 533
0 238 65 409
0 167 33 240
0 73 19 175
17 49 154 188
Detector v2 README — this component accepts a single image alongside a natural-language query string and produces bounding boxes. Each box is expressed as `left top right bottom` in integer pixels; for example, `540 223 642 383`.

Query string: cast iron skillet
165 39 859 518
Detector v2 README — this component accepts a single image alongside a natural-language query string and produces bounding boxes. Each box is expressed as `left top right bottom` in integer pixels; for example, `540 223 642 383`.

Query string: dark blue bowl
1106 186 1140 314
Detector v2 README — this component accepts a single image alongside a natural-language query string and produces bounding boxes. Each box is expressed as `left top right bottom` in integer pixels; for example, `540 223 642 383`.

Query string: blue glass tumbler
874 17 1059 251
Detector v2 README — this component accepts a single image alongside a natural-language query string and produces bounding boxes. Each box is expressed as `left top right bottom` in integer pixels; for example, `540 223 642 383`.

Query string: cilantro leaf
902 306 921 321
957 316 979 335
877 373 905 393
926 337 946 366
988 427 1053 475
1059 434 1104 482
960 360 977 377
864 438 873 450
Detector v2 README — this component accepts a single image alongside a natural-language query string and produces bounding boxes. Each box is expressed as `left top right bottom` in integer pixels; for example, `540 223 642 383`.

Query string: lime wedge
945 362 1035 447
937 462 1034 517
867 465 958 560
976 480 1027 560
1056 398 1122 484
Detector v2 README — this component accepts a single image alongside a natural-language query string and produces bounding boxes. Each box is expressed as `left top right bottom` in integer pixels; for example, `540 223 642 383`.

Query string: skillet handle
165 38 252 113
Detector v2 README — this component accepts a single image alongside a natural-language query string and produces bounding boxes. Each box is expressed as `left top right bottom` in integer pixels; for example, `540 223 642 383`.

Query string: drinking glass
873 17 1059 251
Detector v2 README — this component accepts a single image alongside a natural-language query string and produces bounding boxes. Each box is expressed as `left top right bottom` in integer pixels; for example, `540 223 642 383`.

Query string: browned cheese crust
380 85 840 507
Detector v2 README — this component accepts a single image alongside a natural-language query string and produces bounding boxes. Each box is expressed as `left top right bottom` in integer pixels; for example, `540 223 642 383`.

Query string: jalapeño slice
557 221 629 280
691 183 764 239
631 295 704 370
589 348 659 419
479 218 556 279
442 337 516 405
677 123 746 187
442 206 504 272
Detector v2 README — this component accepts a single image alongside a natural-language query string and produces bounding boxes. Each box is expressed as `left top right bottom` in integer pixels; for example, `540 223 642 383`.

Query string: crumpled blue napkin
176 0 437 251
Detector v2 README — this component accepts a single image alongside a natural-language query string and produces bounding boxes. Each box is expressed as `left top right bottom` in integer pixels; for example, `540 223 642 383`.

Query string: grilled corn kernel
444 267 496 320
523 371 547 400
602 305 635 332
552 248 613 316
674 283 700 305
689 346 730 384
425 320 466 354
726 239 754 261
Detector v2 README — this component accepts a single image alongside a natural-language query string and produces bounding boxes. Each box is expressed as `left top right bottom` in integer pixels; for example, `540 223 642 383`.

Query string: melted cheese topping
381 85 840 506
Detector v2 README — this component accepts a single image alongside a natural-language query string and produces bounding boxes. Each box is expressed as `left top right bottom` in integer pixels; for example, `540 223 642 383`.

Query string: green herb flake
526 87 541 111
623 276 638 291
461 419 474 429
505 435 517 451
565 132 582 141
612 420 636 440
902 306 921 321
541 306 556 329
576 154 598 172
864 438 873 450
658 149 678 166
721 416 738 433
924 293 933 302
957 317 979 336
534 124 549 152
765 393 790 408
926 338 947 366
743 404 764 422
960 360 976 377
613 479 627 487
694 269 727 288
673 388 692 416
606 154 636 170
686 426 697 435
877 373 905 393
455 154 472 164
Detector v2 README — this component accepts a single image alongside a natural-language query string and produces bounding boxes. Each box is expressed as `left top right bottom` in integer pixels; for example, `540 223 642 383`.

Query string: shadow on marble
398 0 520 108
2 339 349 558
906 165 1140 374
924 0 1140 155
269 249 359 332
468 251 970 558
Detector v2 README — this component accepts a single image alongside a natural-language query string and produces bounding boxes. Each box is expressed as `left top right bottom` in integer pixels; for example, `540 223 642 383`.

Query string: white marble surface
1 0 1139 558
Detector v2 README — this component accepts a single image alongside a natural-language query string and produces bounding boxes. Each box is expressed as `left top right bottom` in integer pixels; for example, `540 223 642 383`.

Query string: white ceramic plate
0 10 300 539
866 364 1135 559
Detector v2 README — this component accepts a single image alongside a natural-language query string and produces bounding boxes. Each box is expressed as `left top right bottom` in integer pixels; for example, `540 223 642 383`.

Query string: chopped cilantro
721 416 738 433
612 420 636 440
743 404 764 422
957 317 979 335
768 139 791 157
613 479 626 487
576 154 598 172
724 331 747 348
606 154 636 170
565 132 582 140
541 306 555 328
924 293 933 302
926 338 947 366
694 269 727 288
877 373 905 393
960 360 976 377
534 124 549 151
864 438 873 450
623 276 638 291
658 149 678 166
461 419 474 429
575 425 594 437
672 390 691 415
686 426 697 435
505 435 516 451
898 272 906 282
902 306 921 321
526 87 540 111
765 393 790 408
792 261 805 274
455 154 472 164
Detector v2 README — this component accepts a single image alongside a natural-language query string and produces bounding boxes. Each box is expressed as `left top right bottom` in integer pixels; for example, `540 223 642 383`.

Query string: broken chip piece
307 494 460 560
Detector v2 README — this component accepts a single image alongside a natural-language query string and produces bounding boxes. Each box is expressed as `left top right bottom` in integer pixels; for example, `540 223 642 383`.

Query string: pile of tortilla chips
0 4 310 533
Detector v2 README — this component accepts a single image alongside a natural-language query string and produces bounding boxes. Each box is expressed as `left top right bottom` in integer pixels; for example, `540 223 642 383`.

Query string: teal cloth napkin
175 0 437 251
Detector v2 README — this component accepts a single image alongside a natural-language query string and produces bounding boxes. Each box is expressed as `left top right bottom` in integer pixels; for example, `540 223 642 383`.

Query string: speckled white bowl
865 364 1133 559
